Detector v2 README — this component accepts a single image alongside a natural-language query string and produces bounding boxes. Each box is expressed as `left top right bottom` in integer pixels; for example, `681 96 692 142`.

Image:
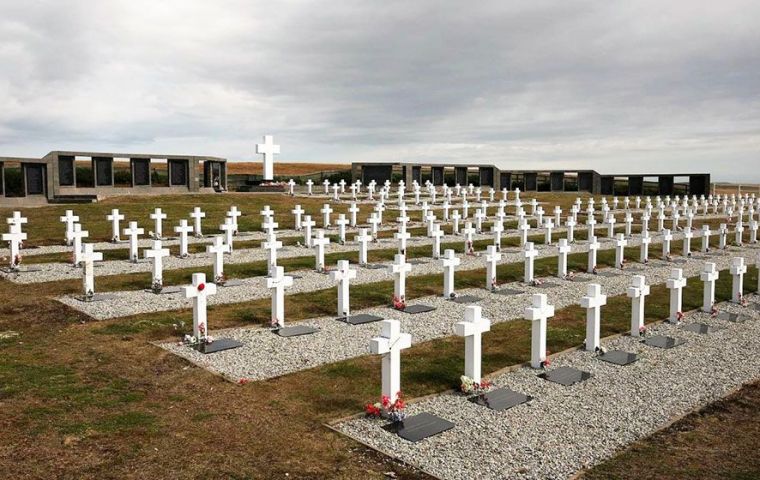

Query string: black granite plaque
596 271 621 278
401 304 436 314
598 350 639 366
682 323 712 334
382 412 455 443
338 314 384 325
363 264 387 270
409 259 428 265
143 286 183 295
672 258 688 264
194 338 243 354
643 335 686 349
73 293 116 303
25 165 45 195
468 388 532 411
717 311 746 323
275 325 319 337
492 288 524 296
169 159 188 186
219 279 244 288
625 266 645 272
539 366 592 386
94 157 113 186
567 275 593 282
448 295 481 304
132 158 150 185
532 282 559 289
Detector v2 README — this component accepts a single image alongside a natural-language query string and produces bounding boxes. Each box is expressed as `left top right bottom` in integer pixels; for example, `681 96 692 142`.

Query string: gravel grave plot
59 231 754 320
335 296 760 480
152 246 756 383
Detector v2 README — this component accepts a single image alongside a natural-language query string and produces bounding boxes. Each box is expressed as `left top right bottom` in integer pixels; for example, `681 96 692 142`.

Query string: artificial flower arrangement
392 295 406 311
111 235 120 243
675 311 685 322
531 278 543 287
182 321 214 346
710 303 719 317
365 392 406 423
459 375 493 395
11 254 22 270
639 325 648 336
214 273 227 286
151 278 163 294
592 265 598 275
620 258 627 269
540 350 552 369
466 241 475 256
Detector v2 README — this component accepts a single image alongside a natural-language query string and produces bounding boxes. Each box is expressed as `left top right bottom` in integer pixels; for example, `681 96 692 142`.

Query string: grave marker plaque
169 159 188 186
58 156 75 186
94 157 113 186
25 164 45 195
643 335 686 349
469 388 532 411
382 412 455 443
132 158 150 186
598 351 639 366
539 366 592 386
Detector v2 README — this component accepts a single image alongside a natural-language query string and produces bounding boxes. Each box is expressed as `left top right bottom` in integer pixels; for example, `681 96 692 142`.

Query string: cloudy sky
1 1 759 181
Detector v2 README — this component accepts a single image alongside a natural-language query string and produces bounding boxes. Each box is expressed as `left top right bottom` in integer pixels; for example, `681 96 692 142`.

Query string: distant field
713 184 760 195
226 162 350 175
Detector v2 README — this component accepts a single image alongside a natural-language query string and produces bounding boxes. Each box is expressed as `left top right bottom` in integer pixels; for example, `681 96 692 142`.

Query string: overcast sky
1 1 759 181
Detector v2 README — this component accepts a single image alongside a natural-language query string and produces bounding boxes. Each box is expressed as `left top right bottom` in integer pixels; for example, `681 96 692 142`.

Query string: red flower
238 378 250 385
198 283 205 291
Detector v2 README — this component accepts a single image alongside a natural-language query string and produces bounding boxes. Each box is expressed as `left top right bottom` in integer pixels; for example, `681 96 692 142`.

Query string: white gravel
335 296 760 480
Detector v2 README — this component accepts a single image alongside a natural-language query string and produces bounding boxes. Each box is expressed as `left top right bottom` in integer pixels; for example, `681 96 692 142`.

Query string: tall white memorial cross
370 320 412 404
356 228 371 265
523 241 538 283
267 266 293 328
718 224 728 249
518 219 531 246
730 257 747 303
454 306 491 382
557 238 571 278
451 210 461 235
700 262 719 312
701 225 712 252
323 178 331 194
287 179 296 195
330 260 357 317
174 219 193 257
348 202 360 227
106 209 125 242
614 233 628 269
220 218 235 253
207 235 230 281
581 283 607 351
291 205 305 231
321 204 333 228
640 230 652 263
485 245 501 290
313 229 330 272
525 294 555 369
666 268 687 323
145 240 170 286
627 275 650 336
123 221 144 262
256 134 280 181
368 213 381 240
491 221 504 251
390 253 412 301
150 208 167 239
2 224 27 269
566 216 576 243
184 273 217 339
260 205 274 225
306 179 314 195
302 215 315 248
431 223 444 259
395 222 411 255
70 223 89 266
226 206 242 234
60 210 79 246
7 211 27 230
587 235 600 273
263 233 283 277
662 229 673 258
80 243 103 296
190 207 205 237
682 227 694 256
335 214 349 244
441 249 461 298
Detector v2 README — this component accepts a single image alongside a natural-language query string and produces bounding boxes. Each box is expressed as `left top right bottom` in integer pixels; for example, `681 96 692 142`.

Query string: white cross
106 209 125 242
207 235 230 281
441 249 461 298
587 235 600 273
2 224 27 269
190 207 205 237
606 214 617 238
302 215 315 248
749 220 758 244
70 223 89 266
292 205 305 231
730 257 747 303
565 216 576 243
355 228 372 265
220 218 235 253
525 293 554 369
145 239 170 286
174 219 193 257
395 223 411 255
226 206 242 234
557 238 571 278
431 223 444 259
335 214 349 244
425 211 437 237
390 253 412 300
666 268 687 323
332 183 340 201
263 232 283 277
451 210 461 235
60 210 79 246
7 211 27 228
370 319 412 404
700 262 719 313
682 227 694 257
348 202 360 227
518 219 531 246
474 208 486 233
80 243 103 296
544 218 554 245
368 213 381 240
454 305 491 382
627 275 650 336
323 178 330 194
256 134 280 181
485 245 501 290
150 208 167 239
661 229 673 258
330 259 357 318
700 225 712 253
718 224 728 249
735 221 745 246
123 221 144 262
640 230 652 263
624 212 633 238
287 179 296 196
313 229 330 272
266 266 293 328
586 212 597 238
321 204 333 228
614 233 628 269
523 241 538 283
491 220 504 251
581 283 607 351
184 273 217 339
374 202 386 224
